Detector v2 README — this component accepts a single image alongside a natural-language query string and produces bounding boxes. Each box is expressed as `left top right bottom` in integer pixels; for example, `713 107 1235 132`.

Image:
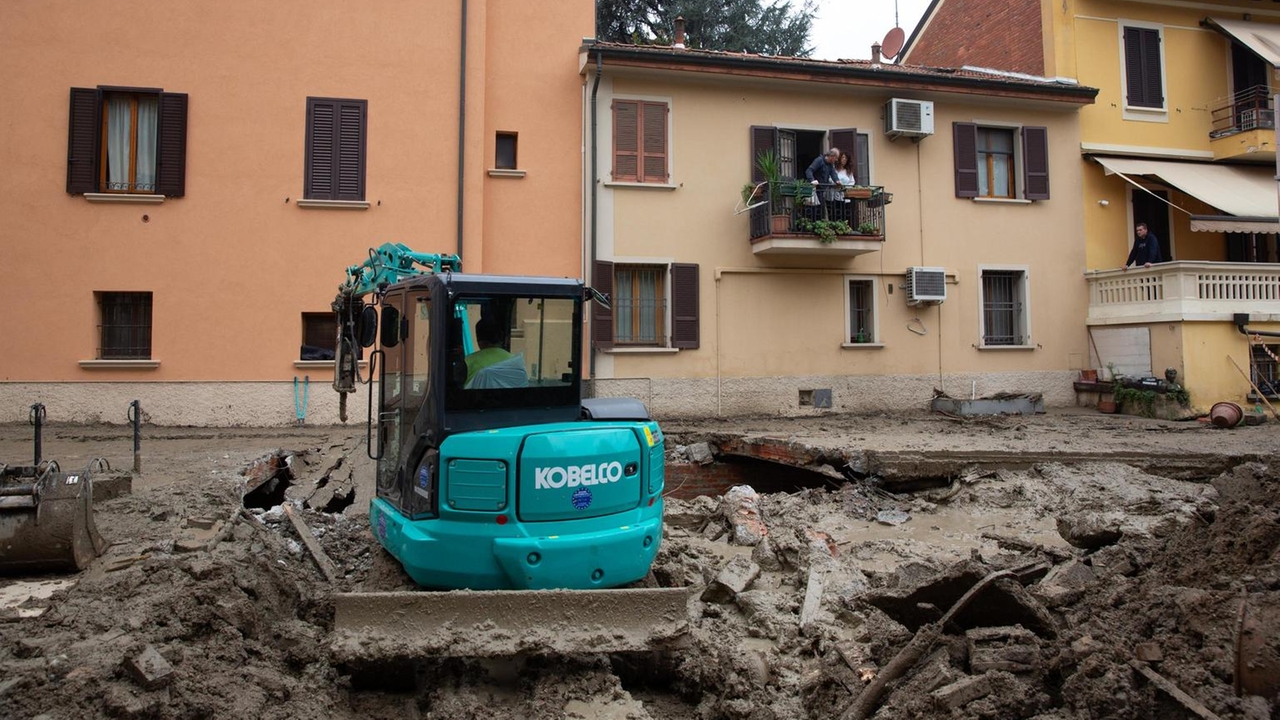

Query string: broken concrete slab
125 645 174 690
875 509 911 527
686 442 715 465
1031 560 1096 608
751 537 783 572
723 485 767 546
966 626 1042 674
1134 641 1163 663
863 561 1056 637
666 495 718 530
701 556 761 604
799 568 825 636
931 673 993 710
1055 512 1125 550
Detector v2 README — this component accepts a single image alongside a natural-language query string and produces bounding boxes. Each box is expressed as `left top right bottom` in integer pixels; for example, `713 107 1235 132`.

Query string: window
953 123 1049 200
979 269 1029 347
66 87 188 197
1122 25 1164 110
97 292 153 359
496 132 518 169
1252 344 1280 397
301 312 337 361
612 99 668 183
845 278 878 344
304 97 367 200
591 261 699 349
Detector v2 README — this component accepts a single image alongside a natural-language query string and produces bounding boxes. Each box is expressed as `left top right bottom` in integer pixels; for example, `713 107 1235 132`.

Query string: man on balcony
805 148 844 223
1123 223 1164 270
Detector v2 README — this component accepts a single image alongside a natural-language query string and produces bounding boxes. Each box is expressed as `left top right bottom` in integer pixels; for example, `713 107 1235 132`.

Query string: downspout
1236 313 1280 338
455 0 468 259
589 52 602 377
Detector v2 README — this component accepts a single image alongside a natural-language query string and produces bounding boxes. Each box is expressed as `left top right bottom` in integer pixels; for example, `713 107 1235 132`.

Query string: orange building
0 0 591 425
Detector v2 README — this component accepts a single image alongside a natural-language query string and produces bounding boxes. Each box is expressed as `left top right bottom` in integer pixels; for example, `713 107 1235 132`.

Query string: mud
0 411 1276 718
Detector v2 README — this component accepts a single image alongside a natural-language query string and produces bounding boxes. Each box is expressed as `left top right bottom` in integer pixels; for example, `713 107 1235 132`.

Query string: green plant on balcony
856 221 879 235
794 217 853 244
753 149 787 215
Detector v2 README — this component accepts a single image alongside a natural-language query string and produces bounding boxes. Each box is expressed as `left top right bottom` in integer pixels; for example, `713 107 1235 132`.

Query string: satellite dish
881 27 906 60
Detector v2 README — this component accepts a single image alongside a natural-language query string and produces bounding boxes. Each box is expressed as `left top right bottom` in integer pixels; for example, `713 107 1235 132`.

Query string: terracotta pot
845 188 873 199
1209 401 1243 428
1097 399 1118 414
770 214 790 234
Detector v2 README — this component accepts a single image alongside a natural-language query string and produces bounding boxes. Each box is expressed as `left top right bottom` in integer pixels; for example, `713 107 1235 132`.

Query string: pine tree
596 0 816 57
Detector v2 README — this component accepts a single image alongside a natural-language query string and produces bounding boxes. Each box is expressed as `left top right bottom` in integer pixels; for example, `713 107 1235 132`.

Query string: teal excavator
328 244 687 659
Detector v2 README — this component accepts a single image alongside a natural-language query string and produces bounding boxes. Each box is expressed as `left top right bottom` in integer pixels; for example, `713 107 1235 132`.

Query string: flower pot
1097 399 1118 414
845 188 873 199
770 214 791 234
1209 401 1243 428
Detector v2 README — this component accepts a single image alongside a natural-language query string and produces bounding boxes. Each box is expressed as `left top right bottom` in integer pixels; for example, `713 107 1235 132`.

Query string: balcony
748 183 888 258
1208 86 1275 163
1086 261 1280 324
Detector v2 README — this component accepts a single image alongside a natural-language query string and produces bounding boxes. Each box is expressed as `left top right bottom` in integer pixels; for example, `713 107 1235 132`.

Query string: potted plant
754 150 792 235
795 217 853 244
856 221 879 235
845 185 875 200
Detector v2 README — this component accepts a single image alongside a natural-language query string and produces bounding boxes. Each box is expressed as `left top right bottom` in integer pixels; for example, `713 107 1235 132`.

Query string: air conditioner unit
905 266 947 305
884 98 935 139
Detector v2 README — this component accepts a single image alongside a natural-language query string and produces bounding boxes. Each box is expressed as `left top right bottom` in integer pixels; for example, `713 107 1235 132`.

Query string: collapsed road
0 409 1276 719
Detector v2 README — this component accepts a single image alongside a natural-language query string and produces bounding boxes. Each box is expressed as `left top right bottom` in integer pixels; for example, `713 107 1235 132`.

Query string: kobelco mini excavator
328 244 687 659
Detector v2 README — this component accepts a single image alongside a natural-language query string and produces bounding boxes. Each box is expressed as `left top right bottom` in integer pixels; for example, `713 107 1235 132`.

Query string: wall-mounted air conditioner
884 98 935 139
905 266 947 305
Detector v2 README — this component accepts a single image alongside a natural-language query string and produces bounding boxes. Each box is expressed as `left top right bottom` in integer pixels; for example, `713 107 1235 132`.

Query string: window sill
79 359 160 369
972 197 1032 205
294 360 368 369
1123 107 1168 123
603 181 679 191
295 199 371 210
83 193 165 204
487 168 526 178
602 347 680 354
841 342 884 349
976 344 1036 351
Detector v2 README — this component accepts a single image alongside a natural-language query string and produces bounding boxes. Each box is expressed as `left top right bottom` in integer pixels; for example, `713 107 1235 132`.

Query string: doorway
1131 188 1172 261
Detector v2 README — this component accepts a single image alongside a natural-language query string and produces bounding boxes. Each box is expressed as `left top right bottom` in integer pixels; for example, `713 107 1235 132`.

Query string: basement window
97 291 153 359
301 312 337 361
496 132 517 169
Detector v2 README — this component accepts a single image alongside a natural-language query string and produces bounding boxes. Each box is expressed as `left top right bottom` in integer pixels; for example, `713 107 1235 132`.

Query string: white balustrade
1086 261 1280 323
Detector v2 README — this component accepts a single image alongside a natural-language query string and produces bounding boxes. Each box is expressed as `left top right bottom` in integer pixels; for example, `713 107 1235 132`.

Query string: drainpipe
589 52 602 377
1236 313 1280 338
455 0 469 260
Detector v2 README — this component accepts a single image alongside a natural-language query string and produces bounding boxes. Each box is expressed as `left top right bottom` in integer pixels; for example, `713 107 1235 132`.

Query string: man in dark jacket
805 148 842 222
1123 222 1164 269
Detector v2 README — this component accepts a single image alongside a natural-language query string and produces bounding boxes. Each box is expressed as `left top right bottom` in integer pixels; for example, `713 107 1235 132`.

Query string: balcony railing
1210 85 1274 138
748 183 889 241
1086 261 1280 323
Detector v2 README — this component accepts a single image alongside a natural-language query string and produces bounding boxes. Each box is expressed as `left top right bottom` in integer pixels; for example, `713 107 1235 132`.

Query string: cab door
376 291 435 516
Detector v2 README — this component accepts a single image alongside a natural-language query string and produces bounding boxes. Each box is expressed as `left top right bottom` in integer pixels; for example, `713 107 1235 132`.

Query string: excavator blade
332 586 692 661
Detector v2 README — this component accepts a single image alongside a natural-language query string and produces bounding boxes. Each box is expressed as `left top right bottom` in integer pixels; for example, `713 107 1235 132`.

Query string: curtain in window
106 96 132 190
615 272 634 343
638 268 658 342
135 96 158 192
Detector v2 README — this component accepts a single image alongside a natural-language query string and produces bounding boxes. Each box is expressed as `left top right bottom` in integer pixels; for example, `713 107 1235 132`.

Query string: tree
596 0 816 57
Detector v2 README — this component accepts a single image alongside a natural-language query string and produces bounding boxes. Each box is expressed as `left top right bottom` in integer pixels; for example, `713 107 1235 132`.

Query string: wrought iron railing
1209 85 1274 138
748 182 889 241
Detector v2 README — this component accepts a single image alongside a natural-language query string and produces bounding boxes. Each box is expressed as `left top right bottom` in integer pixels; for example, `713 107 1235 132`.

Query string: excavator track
332 586 692 660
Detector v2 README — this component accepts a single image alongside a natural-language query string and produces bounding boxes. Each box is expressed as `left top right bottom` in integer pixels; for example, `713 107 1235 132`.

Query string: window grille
98 292 153 359
982 271 1024 346
848 280 874 343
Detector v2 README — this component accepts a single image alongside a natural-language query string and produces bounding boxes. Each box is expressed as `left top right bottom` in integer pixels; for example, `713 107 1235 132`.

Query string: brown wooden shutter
66 88 100 194
592 260 614 349
336 100 367 200
305 98 335 199
670 263 699 349
829 128 857 179
156 92 188 197
640 101 668 183
612 100 639 182
1141 29 1163 106
952 122 979 198
1124 27 1163 108
1022 126 1050 200
750 125 777 182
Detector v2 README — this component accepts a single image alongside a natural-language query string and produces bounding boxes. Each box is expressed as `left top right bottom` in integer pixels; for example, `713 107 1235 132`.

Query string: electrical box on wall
905 267 947 305
884 99 935 139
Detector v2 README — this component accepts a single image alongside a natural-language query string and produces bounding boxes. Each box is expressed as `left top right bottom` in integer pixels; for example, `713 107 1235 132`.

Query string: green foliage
753 150 786 213
1113 385 1190 418
596 0 817 57
856 221 879 234
794 217 852 244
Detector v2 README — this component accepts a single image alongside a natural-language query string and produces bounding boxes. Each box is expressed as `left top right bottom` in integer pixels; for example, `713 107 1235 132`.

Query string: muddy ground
0 409 1277 719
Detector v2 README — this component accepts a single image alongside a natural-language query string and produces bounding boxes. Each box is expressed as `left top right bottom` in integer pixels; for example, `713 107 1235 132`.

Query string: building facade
582 42 1098 416
905 0 1280 409
0 0 591 425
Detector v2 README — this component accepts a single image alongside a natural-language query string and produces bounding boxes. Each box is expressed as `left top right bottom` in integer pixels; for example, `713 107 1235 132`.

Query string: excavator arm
332 243 462 421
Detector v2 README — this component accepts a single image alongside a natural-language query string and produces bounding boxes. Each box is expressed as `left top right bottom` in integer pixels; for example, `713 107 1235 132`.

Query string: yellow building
905 0 1280 410
581 39 1098 416
0 0 591 425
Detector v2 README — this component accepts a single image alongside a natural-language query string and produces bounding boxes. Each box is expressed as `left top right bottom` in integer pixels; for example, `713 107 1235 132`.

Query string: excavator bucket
0 462 108 574
332 586 692 661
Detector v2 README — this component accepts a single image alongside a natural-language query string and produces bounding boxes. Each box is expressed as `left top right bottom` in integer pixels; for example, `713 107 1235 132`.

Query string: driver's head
474 317 504 347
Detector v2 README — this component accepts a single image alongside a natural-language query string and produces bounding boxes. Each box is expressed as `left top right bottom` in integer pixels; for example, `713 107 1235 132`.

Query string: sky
800 0 935 62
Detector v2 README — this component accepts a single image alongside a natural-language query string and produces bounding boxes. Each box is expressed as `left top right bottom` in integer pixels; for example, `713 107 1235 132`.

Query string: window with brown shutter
1022 127 1050 200
952 123 979 198
612 100 668 183
66 87 188 197
953 123 1050 201
671 263 699 349
305 97 367 200
1123 26 1164 109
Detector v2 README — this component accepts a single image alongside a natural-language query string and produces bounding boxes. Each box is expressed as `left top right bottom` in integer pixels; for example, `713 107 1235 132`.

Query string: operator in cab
464 317 528 389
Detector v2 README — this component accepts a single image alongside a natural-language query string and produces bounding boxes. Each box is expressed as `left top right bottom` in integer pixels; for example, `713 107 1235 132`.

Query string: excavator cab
364 273 665 591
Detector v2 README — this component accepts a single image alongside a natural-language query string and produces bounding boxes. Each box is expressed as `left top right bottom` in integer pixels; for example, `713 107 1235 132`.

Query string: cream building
581 40 1099 416
0 0 591 425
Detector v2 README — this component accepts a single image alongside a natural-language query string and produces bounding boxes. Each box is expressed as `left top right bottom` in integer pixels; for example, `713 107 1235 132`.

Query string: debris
966 626 1041 674
864 560 1056 637
701 556 760 604
751 536 783 571
283 504 339 583
1134 641 1163 663
1055 511 1124 550
1031 560 1095 608
686 442 715 465
799 568 825 636
173 538 207 553
930 673 993 710
185 516 217 530
125 645 174 690
875 509 911 527
103 554 150 573
723 485 767 545
1129 660 1223 720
